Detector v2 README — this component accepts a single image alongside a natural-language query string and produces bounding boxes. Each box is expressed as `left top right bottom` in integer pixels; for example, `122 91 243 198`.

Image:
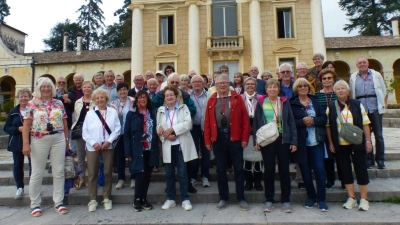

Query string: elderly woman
253 78 297 213
261 71 273 82
22 77 69 217
242 77 263 191
314 69 342 190
110 83 135 189
157 86 197 211
233 72 244 94
179 74 191 93
4 88 32 199
124 90 159 212
82 89 121 212
71 81 96 190
155 71 167 92
290 78 328 212
296 62 316 94
322 61 336 72
93 72 104 90
326 80 372 211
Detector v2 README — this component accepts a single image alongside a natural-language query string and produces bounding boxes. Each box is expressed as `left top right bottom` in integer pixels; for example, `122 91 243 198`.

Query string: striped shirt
262 98 282 133
315 91 337 111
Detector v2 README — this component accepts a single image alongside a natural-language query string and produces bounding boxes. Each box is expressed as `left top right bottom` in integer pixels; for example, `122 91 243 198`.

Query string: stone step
383 109 400 118
1 159 400 186
383 118 400 128
0 177 399 207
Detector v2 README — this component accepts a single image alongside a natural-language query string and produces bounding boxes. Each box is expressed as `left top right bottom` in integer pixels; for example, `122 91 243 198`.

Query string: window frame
156 10 177 46
273 3 297 40
211 0 238 37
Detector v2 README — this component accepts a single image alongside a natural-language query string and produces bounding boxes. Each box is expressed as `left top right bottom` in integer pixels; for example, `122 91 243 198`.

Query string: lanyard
339 104 350 123
324 90 334 108
245 97 254 115
119 99 127 115
168 109 176 127
268 98 280 124
219 96 229 114
193 92 203 112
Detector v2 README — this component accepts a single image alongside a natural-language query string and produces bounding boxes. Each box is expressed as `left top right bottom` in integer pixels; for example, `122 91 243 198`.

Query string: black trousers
134 151 153 200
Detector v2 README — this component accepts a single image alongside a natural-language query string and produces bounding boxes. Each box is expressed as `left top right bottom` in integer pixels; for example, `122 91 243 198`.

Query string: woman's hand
22 144 31 157
166 134 177 142
303 117 313 127
18 126 23 132
329 143 335 153
366 142 373 153
65 140 69 152
289 145 297 152
157 127 164 136
101 141 111 150
254 145 260 151
93 143 102 151
163 127 174 138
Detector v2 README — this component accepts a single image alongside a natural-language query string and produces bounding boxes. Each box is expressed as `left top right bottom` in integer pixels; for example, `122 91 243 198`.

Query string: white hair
296 62 308 69
147 78 157 84
333 80 350 92
279 63 293 72
179 74 191 83
191 75 204 82
167 73 180 83
215 74 229 82
134 74 144 80
116 74 124 79
35 77 56 98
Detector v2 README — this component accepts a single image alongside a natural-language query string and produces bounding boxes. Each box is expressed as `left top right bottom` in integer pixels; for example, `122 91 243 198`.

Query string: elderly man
128 74 147 98
115 74 124 85
188 70 196 79
189 75 212 188
306 53 324 91
146 78 158 100
349 56 387 169
279 63 294 99
93 72 104 90
100 70 118 103
296 62 316 94
56 77 75 154
144 70 155 89
204 74 250 211
68 73 84 100
248 66 267 95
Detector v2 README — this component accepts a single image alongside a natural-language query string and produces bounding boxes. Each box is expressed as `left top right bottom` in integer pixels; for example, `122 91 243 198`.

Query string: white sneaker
358 198 369 211
342 197 358 209
88 200 98 212
202 177 210 187
130 179 135 188
182 200 193 211
15 188 24 199
191 178 197 186
102 198 112 210
161 200 176 210
115 180 125 189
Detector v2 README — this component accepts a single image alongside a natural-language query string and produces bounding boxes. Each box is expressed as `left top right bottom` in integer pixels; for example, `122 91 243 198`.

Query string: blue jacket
124 106 159 174
290 95 327 164
256 79 267 95
4 105 24 152
152 88 196 117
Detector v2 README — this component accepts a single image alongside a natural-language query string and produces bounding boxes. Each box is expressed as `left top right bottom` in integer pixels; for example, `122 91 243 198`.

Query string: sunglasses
322 77 333 81
170 81 179 85
298 85 308 89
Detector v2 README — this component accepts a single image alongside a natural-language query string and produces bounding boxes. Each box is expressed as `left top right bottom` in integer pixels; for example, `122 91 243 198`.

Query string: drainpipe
30 56 35 93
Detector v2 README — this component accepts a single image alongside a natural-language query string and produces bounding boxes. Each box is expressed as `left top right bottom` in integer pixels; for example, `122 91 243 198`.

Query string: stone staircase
383 109 400 128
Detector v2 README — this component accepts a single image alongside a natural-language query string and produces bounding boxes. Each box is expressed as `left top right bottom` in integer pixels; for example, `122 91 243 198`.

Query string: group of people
4 53 386 217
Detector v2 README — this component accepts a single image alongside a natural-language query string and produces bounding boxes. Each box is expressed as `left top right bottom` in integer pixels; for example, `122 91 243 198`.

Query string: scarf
244 91 256 117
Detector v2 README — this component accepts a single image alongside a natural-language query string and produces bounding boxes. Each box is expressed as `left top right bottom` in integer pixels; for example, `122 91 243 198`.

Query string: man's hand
62 94 71 104
289 145 297 152
241 142 248 148
206 145 212 151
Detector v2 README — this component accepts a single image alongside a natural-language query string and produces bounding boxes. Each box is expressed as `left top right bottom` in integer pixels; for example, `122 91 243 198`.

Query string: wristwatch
366 140 371 144
66 138 69 141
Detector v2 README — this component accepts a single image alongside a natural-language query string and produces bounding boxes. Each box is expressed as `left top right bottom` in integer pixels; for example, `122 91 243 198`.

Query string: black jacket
128 87 148 98
55 90 75 129
4 105 24 152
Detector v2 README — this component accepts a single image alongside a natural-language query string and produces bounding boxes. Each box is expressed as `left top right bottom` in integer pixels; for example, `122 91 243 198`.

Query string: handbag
243 136 263 162
71 122 83 140
255 121 279 147
95 110 120 149
335 101 363 145
65 155 77 179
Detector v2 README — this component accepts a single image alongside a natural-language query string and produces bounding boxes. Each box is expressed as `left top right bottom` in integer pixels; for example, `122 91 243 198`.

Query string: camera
221 115 227 128
46 123 54 132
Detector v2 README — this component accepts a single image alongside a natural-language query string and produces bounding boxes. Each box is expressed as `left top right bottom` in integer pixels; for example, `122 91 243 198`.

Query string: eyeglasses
245 83 255 86
57 81 66 84
296 68 307 71
170 81 180 85
298 85 308 89
322 76 333 81
280 71 291 75
216 82 229 86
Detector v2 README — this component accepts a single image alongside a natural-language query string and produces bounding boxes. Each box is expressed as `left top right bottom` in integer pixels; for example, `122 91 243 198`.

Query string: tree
43 19 85 52
76 0 105 49
0 0 10 21
113 0 132 47
99 23 125 48
339 0 400 36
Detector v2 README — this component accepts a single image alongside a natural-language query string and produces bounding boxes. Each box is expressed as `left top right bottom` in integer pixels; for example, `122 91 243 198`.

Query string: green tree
43 19 85 52
0 0 10 21
99 23 124 48
113 0 132 47
76 0 105 49
339 0 400 36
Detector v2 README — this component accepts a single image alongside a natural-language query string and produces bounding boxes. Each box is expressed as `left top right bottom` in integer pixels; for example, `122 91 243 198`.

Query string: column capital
185 0 204 6
128 3 144 10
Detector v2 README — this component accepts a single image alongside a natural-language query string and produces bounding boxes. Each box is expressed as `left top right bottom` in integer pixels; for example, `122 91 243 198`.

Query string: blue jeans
366 111 385 162
190 125 210 179
298 142 326 202
212 130 245 202
13 151 31 189
115 135 134 181
165 145 189 201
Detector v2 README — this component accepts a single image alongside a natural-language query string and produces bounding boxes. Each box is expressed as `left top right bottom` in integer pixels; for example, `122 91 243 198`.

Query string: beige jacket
71 97 96 129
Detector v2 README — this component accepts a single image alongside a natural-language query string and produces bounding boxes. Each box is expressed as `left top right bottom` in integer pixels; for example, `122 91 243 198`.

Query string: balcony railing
206 36 244 55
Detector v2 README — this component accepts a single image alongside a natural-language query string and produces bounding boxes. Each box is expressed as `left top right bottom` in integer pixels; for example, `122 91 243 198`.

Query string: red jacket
204 91 250 146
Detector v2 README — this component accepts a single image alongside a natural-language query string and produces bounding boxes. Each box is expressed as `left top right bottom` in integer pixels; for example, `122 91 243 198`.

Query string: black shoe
244 182 253 191
188 183 197 193
377 161 386 169
141 199 153 210
113 166 118 173
133 199 142 212
254 182 263 191
325 182 334 190
298 183 306 190
366 161 374 169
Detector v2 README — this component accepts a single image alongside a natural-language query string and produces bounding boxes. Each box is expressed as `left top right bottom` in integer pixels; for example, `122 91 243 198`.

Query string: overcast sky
5 0 358 53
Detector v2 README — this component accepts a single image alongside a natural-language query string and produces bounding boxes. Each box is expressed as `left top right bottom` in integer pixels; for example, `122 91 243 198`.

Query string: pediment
154 50 179 58
273 46 301 53
154 4 178 11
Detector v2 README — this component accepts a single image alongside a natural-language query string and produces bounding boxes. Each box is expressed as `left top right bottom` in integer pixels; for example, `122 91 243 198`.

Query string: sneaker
238 200 249 211
202 177 210 187
263 201 274 212
191 178 197 187
182 200 193 211
254 182 263 191
244 182 253 191
88 200 98 212
358 199 369 211
131 179 135 188
216 200 229 211
15 188 24 199
116 180 125 189
102 198 112 210
342 197 357 209
188 183 197 193
325 182 334 190
318 202 329 212
141 199 153 210
133 199 142 212
304 199 316 209
298 183 306 190
161 200 176 210
282 202 293 213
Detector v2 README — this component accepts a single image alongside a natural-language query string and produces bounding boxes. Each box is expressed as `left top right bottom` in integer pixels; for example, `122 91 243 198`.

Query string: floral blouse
24 98 67 138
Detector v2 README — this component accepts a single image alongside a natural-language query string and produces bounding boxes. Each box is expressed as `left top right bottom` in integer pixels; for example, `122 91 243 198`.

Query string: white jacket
82 106 121 151
156 104 198 163
350 69 386 114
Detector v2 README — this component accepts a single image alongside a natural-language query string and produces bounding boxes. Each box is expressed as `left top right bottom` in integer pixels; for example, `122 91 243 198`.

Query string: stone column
310 0 326 57
391 17 399 38
129 4 144 88
249 0 264 74
187 1 201 74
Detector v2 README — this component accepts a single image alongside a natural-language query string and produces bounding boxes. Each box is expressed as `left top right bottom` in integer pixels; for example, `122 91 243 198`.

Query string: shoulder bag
255 98 280 147
95 110 120 149
243 135 263 162
71 122 83 140
335 100 363 145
